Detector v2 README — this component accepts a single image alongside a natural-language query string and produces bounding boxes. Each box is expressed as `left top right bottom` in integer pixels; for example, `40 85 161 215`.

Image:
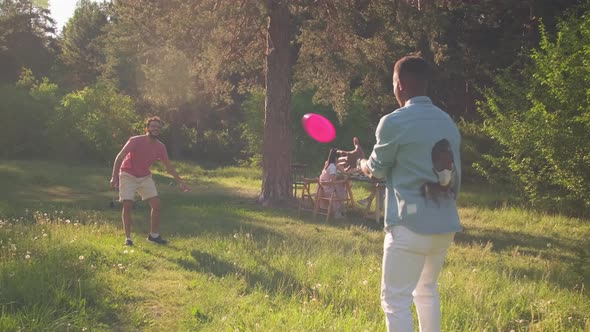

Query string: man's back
371 96 461 234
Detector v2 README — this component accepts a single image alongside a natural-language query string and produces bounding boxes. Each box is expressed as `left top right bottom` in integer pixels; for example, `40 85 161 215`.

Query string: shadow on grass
457 183 520 210
455 225 578 253
455 226 590 291
178 250 308 298
0 160 379 234
174 249 366 313
153 186 383 236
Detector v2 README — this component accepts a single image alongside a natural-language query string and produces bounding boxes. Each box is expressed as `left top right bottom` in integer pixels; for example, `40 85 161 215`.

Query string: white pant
381 225 455 332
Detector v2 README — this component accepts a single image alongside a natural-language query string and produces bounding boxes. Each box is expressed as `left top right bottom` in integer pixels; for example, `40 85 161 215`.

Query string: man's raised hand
337 137 366 172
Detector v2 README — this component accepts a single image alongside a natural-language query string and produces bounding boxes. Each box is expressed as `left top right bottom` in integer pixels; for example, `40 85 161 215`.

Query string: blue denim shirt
366 96 462 234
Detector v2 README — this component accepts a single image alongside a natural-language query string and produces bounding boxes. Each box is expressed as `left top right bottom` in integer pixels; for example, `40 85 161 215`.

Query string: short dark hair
145 116 162 128
394 55 431 83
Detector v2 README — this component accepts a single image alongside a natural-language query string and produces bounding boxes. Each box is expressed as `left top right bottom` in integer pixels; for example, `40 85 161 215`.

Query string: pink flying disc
301 113 336 143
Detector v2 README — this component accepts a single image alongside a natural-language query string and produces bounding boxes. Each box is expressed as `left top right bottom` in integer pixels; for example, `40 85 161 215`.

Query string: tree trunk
259 1 292 206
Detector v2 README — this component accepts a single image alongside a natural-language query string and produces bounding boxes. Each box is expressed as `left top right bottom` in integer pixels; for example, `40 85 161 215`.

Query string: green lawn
0 160 588 331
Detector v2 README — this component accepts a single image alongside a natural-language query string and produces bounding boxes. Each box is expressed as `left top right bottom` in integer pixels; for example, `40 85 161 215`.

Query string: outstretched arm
162 159 190 192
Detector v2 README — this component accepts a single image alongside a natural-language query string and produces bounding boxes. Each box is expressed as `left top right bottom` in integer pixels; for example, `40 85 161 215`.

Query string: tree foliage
478 5 590 214
0 84 51 157
0 0 57 83
60 0 109 88
295 0 583 122
51 83 140 162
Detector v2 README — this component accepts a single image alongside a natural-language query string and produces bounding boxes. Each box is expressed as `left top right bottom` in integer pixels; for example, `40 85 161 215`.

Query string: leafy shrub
50 82 141 163
457 119 497 185
0 84 51 158
478 7 590 214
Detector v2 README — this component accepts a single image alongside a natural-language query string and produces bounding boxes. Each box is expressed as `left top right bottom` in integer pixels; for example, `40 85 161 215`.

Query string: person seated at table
318 148 347 218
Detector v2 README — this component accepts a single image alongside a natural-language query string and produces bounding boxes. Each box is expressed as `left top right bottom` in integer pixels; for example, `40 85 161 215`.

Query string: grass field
0 160 589 331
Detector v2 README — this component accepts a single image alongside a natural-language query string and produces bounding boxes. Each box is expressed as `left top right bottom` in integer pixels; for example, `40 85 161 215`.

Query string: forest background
2 0 590 213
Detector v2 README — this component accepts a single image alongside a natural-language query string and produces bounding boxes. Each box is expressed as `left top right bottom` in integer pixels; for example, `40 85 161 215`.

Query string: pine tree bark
258 0 292 206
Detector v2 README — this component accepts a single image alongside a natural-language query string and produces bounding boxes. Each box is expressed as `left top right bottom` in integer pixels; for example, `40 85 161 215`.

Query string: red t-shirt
120 135 169 177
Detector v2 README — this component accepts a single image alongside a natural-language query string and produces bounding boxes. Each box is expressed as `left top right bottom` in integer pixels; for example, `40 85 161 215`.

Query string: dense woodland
1 0 589 212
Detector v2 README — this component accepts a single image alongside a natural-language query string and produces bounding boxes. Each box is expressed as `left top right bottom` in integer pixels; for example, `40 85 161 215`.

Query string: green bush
0 84 52 158
457 119 497 185
199 128 242 166
50 82 141 163
478 7 590 214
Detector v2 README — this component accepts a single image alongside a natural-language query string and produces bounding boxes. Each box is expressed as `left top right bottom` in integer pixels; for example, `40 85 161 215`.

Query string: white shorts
119 172 158 201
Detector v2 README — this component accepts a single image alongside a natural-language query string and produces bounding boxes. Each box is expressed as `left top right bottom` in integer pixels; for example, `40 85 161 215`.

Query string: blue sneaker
125 239 134 246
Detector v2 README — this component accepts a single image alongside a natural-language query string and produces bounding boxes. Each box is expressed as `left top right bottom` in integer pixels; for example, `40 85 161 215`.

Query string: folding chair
298 177 318 216
314 178 353 222
291 164 308 198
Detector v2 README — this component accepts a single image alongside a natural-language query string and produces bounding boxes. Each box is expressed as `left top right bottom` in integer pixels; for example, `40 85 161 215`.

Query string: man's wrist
358 159 373 177
357 158 367 170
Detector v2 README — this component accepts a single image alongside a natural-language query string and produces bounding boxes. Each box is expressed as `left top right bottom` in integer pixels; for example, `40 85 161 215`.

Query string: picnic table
348 174 386 224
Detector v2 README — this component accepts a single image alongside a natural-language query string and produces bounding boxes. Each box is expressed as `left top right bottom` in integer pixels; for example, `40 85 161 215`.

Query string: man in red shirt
110 116 189 246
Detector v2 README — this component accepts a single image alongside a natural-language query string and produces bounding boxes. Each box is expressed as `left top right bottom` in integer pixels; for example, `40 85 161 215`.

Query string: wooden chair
291 164 308 198
298 177 319 216
313 178 354 222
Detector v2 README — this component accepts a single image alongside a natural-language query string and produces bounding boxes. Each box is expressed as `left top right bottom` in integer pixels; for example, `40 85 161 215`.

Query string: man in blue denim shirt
339 55 461 332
